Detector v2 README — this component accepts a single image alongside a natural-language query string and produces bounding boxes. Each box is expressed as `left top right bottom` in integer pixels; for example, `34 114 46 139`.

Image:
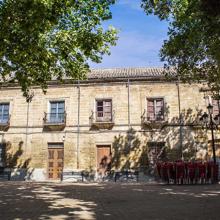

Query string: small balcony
0 116 10 131
89 111 115 130
43 112 66 131
141 110 168 130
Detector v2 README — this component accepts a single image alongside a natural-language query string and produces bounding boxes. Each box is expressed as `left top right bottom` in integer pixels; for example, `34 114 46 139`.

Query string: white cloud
90 31 165 68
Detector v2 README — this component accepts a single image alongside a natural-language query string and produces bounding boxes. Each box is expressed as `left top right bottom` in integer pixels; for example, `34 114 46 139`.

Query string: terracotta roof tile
88 67 175 79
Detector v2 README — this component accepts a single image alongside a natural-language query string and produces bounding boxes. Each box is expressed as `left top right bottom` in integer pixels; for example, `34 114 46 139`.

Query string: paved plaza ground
0 182 220 220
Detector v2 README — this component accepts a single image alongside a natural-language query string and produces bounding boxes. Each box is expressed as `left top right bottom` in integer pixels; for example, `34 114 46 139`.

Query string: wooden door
48 148 64 179
97 145 111 170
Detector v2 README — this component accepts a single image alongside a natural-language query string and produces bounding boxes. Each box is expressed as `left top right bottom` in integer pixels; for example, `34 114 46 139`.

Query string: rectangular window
212 99 220 118
96 99 112 122
147 98 164 121
49 101 65 123
0 103 9 124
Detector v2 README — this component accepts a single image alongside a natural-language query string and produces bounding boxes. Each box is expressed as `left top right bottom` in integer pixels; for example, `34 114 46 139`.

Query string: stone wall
0 80 218 180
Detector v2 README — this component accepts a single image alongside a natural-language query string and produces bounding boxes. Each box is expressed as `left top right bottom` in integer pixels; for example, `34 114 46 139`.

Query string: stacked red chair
156 161 219 184
198 162 206 184
187 161 196 184
176 161 185 184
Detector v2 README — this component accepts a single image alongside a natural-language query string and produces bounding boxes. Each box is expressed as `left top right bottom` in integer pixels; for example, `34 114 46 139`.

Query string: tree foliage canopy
142 0 220 92
0 0 117 96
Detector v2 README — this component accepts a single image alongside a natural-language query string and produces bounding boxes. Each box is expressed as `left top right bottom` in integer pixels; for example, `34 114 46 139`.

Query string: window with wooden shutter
147 99 155 121
212 99 220 117
147 98 164 121
96 99 112 122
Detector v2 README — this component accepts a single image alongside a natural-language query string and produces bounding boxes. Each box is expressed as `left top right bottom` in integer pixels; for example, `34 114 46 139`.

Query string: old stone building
0 67 219 181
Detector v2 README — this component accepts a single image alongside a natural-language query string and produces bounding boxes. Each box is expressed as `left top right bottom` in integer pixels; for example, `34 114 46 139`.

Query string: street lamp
200 103 219 165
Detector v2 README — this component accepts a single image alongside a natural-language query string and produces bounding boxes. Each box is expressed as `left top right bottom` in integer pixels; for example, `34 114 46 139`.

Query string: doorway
96 145 111 174
48 143 64 180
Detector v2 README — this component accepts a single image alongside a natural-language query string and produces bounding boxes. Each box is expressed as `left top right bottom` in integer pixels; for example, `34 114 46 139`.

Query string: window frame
212 98 220 118
49 100 65 123
95 98 113 122
0 103 10 124
146 97 165 121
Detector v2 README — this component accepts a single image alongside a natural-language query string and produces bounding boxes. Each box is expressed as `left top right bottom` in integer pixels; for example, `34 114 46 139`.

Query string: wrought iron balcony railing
89 110 115 129
43 112 66 125
141 110 165 124
0 118 10 125
141 110 168 130
0 115 10 130
89 111 115 123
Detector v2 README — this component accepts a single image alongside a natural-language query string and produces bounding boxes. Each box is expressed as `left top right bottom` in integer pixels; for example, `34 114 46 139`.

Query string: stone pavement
0 182 220 220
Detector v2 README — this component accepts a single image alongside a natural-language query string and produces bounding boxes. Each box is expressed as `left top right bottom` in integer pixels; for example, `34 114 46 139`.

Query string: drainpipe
177 76 183 160
76 80 80 169
25 94 33 164
127 78 132 150
127 79 131 128
25 101 29 157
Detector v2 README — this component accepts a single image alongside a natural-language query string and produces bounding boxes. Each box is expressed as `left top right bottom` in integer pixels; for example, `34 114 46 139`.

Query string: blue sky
90 0 168 68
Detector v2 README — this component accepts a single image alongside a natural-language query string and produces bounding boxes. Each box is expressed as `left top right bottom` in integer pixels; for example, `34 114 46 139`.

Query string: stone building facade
0 67 219 181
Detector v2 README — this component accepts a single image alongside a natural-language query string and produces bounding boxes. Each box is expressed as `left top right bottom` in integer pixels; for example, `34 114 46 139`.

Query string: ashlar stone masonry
0 67 219 181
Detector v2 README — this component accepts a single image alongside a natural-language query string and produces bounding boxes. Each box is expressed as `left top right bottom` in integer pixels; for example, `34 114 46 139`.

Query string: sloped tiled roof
88 67 175 80
0 67 176 86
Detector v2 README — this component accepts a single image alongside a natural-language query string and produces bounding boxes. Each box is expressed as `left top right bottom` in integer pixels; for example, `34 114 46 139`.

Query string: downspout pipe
127 78 131 128
25 101 30 157
77 80 80 169
25 93 33 165
177 76 183 160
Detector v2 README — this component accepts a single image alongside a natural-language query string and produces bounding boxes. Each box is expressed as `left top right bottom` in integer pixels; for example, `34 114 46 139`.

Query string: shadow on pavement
0 182 220 220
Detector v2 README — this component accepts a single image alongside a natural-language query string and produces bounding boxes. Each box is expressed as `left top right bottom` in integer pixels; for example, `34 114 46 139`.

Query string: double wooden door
48 148 64 179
